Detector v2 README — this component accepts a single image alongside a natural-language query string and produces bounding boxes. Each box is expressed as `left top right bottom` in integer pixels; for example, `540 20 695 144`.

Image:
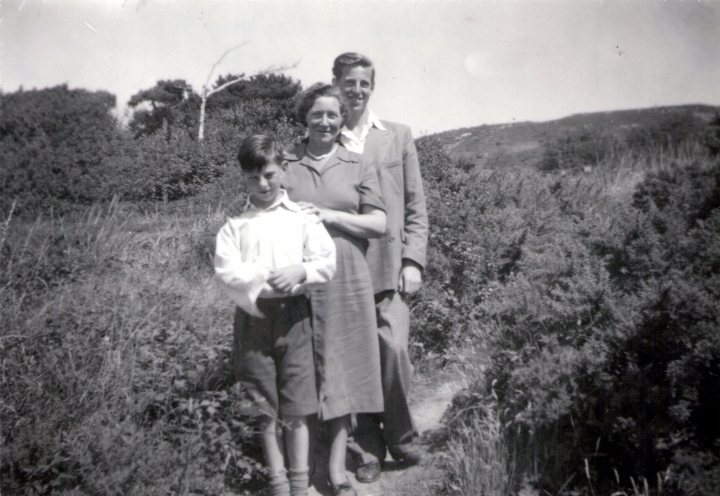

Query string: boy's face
333 65 374 116
245 160 286 209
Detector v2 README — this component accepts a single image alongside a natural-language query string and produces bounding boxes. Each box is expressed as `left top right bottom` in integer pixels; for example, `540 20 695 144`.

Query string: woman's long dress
282 142 384 420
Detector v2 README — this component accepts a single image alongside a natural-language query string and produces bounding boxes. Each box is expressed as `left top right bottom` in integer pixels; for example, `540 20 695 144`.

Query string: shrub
415 132 720 495
0 86 121 216
0 76 305 218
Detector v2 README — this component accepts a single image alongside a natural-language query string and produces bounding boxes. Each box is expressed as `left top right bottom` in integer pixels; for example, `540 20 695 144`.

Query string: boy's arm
214 221 269 318
299 214 336 287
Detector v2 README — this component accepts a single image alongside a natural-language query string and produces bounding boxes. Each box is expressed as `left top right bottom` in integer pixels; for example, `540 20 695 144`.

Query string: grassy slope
434 104 719 169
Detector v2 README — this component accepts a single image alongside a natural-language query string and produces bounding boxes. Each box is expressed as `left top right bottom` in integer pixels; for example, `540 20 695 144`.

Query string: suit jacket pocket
384 160 402 169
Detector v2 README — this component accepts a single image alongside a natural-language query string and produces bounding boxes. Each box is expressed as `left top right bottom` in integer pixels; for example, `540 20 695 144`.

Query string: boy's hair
294 83 349 127
332 52 375 84
237 134 285 173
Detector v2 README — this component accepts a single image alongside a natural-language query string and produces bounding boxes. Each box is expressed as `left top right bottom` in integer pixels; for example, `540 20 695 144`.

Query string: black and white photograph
2 1 720 495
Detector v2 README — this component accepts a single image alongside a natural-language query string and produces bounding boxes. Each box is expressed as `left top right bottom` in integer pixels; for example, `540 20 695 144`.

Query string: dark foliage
128 79 200 139
414 133 720 495
0 75 305 218
0 85 120 216
703 111 720 156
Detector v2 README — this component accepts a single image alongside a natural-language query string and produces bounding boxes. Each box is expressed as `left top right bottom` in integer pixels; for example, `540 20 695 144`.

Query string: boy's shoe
388 442 424 465
268 469 291 496
327 477 357 496
355 459 381 483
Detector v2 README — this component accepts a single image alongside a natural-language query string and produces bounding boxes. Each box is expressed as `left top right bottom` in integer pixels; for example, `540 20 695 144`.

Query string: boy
215 134 336 496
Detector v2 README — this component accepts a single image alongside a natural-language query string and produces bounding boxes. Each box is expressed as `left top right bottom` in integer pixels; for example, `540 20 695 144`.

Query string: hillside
2 83 720 495
433 104 720 169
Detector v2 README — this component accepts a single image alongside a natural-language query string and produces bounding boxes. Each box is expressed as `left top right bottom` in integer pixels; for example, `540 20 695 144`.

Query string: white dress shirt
214 190 336 318
339 109 386 154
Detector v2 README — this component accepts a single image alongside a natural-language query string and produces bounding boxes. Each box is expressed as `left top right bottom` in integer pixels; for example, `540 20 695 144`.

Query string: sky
2 0 720 135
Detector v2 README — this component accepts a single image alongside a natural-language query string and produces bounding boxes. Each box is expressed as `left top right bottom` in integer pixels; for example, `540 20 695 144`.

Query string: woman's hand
297 201 336 224
226 197 246 218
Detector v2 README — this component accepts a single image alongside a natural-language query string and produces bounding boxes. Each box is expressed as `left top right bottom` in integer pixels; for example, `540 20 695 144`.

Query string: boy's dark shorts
233 295 318 417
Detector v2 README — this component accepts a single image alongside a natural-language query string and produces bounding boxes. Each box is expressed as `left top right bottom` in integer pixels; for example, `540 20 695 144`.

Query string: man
332 52 428 483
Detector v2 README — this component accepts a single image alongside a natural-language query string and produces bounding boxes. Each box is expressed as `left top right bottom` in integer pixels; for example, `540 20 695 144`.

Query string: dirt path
307 367 467 496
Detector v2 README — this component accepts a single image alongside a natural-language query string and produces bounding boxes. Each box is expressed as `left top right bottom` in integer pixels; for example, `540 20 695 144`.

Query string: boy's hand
267 265 307 294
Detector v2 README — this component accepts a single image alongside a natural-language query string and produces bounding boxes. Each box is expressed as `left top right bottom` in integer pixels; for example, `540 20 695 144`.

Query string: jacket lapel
366 126 393 166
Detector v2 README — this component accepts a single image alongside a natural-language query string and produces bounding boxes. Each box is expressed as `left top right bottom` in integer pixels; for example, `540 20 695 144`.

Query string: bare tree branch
205 75 247 99
197 51 300 142
203 42 248 94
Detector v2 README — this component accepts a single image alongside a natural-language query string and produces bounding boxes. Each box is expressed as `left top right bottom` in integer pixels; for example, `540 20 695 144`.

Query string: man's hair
332 52 375 83
237 134 285 173
294 83 349 127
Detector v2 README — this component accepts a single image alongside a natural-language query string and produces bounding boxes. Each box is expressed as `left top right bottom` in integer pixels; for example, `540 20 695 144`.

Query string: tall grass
446 408 509 496
1 199 264 494
444 372 512 496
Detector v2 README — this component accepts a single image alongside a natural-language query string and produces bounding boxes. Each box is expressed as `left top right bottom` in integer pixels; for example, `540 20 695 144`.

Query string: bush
0 76 305 218
414 133 720 495
0 86 121 216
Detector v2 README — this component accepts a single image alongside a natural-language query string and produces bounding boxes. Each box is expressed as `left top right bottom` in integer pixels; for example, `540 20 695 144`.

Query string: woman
282 83 386 496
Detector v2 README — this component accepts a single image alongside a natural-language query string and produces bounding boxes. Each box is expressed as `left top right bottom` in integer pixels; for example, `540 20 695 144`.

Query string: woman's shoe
327 476 357 496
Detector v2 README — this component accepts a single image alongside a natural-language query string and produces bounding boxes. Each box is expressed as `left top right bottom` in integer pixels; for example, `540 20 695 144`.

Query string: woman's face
305 96 343 146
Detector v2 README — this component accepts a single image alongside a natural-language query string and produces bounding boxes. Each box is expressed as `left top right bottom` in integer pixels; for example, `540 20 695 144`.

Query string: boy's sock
268 468 291 496
289 467 310 496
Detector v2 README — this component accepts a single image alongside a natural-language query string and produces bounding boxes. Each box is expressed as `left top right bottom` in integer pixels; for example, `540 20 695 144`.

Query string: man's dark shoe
355 459 381 483
388 443 424 465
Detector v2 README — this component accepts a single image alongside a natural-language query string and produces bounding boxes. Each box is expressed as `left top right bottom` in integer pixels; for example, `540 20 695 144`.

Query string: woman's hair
236 134 285 172
332 52 375 83
294 83 349 127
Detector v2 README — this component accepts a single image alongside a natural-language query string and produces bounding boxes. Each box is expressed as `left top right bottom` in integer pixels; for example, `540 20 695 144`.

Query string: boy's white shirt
339 109 386 154
214 189 336 318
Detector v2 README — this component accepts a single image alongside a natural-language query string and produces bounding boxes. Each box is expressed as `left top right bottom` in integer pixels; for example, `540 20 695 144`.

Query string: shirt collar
340 109 386 142
367 110 386 132
285 142 360 165
244 189 299 213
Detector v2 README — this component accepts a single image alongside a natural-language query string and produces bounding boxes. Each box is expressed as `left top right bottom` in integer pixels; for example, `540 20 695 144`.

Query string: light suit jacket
363 121 428 294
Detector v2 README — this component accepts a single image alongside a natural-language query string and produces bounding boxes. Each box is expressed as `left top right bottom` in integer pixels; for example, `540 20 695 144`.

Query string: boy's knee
281 414 308 430
259 414 279 433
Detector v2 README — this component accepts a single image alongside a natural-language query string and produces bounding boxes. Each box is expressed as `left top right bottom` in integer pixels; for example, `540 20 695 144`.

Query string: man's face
335 65 374 116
